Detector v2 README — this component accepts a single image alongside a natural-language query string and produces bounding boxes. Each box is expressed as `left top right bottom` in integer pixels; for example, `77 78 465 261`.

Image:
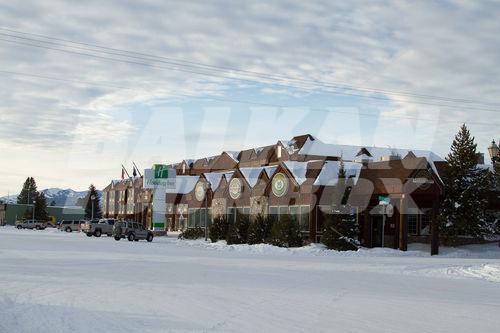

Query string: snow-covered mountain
0 188 102 207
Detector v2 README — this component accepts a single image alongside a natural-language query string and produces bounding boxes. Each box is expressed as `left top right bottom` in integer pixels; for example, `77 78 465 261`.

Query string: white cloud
0 0 499 190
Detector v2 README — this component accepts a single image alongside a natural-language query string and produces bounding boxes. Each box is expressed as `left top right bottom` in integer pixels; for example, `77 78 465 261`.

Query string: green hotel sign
144 165 176 189
154 164 170 179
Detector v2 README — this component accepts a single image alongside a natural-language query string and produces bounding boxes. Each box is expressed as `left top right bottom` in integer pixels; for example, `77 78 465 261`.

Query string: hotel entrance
371 215 384 247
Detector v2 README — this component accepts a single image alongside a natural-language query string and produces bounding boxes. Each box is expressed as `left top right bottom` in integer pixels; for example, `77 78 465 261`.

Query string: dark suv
113 221 153 242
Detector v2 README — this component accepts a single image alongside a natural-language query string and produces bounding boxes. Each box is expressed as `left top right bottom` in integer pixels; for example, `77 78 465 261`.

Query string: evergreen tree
84 184 102 220
34 192 49 221
226 214 250 245
247 214 273 244
209 216 229 242
321 207 359 251
17 177 38 205
321 159 359 250
440 124 493 240
270 214 303 248
332 159 347 207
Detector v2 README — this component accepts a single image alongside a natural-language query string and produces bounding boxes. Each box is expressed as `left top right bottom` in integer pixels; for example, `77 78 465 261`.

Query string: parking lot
1 226 499 333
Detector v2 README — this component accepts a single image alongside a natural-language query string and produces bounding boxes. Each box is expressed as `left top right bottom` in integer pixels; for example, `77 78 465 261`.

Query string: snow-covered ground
0 226 499 333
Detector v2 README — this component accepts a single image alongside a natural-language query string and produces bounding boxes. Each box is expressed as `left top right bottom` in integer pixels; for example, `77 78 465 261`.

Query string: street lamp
205 182 211 241
32 200 36 221
488 140 499 165
90 195 96 221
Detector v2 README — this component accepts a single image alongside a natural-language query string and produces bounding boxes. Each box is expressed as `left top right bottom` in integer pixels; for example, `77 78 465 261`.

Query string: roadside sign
378 196 390 205
385 204 394 217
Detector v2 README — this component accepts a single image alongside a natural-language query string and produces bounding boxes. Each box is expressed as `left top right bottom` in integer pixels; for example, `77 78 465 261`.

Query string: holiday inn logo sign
144 165 176 189
154 164 170 179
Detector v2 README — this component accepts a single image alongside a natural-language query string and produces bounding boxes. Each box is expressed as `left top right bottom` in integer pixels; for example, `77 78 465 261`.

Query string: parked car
15 220 47 230
59 220 83 232
81 219 116 237
113 221 153 242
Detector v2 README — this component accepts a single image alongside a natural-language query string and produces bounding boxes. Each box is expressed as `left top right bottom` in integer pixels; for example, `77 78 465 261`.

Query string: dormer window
182 163 186 174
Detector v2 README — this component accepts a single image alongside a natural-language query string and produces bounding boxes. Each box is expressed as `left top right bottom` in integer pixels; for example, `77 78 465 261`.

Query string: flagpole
132 161 143 177
121 164 131 179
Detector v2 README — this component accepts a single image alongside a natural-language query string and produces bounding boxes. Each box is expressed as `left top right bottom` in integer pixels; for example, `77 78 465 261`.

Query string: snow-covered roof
313 161 363 186
279 139 299 155
263 166 277 178
253 146 265 155
166 176 200 194
224 151 240 162
203 172 227 191
299 137 444 162
223 171 234 180
239 167 266 188
282 161 311 185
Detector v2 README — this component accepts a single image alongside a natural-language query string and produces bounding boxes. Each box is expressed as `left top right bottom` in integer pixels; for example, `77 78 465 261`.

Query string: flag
133 167 137 177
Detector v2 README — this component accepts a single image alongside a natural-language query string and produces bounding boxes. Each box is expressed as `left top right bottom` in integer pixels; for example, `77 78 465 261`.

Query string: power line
2 36 500 114
1 28 499 110
1 68 499 127
1 27 498 107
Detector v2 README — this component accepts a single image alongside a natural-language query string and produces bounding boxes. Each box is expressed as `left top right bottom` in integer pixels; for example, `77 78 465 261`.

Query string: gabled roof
191 155 219 170
350 157 442 196
238 145 274 164
223 151 240 162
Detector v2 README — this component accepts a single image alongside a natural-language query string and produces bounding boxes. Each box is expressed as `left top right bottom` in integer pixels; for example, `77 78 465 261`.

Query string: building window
188 208 212 228
420 211 431 235
408 215 418 235
268 205 310 233
299 205 310 232
227 207 249 224
269 206 279 223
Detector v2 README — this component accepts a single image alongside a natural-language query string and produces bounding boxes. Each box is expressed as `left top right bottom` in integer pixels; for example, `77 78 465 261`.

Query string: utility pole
205 182 211 241
91 195 96 221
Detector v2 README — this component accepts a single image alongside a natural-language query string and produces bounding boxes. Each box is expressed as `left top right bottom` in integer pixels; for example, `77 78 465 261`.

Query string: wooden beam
399 194 407 251
431 199 439 255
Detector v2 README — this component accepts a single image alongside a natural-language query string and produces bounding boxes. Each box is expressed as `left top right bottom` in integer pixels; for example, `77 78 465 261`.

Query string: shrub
178 227 205 240
227 214 250 245
209 216 229 243
270 214 303 248
247 214 272 245
321 210 358 251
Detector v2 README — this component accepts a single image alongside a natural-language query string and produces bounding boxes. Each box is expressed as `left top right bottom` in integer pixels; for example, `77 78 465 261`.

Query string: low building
0 203 85 225
102 134 449 253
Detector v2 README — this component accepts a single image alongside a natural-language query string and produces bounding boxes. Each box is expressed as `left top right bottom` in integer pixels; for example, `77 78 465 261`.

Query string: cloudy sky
1 0 500 194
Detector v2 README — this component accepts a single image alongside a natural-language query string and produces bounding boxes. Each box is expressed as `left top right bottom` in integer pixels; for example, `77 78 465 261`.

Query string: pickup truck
81 219 116 237
15 220 47 230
